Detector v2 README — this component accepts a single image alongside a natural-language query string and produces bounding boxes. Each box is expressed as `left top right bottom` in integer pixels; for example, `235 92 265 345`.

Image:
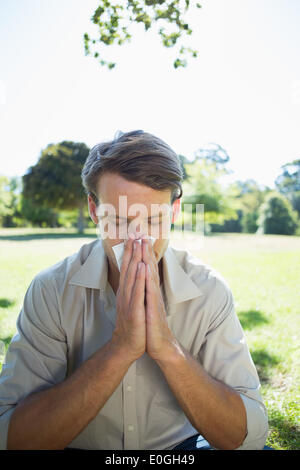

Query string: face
88 172 181 274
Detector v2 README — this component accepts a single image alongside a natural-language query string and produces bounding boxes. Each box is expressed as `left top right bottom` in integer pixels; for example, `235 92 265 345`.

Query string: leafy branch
83 0 202 69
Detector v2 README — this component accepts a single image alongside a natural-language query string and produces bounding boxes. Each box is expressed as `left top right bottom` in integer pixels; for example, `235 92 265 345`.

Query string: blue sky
1 0 300 189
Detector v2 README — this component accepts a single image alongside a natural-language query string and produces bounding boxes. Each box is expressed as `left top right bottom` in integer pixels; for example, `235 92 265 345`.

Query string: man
0 130 268 450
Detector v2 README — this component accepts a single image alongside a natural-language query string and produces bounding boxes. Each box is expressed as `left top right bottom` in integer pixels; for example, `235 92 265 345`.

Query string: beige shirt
0 238 268 450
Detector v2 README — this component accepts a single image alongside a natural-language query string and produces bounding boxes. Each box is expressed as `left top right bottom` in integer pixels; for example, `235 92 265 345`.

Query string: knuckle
124 239 132 251
137 263 145 277
133 244 141 259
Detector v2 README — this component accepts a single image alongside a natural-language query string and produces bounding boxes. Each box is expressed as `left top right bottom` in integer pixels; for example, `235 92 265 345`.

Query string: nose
127 224 148 241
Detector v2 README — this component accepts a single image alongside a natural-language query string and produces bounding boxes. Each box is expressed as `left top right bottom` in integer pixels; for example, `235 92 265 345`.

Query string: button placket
123 361 139 449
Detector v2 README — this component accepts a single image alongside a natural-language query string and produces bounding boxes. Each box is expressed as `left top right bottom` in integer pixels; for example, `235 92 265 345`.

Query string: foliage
210 209 243 233
0 176 14 226
22 141 90 233
20 197 60 228
22 141 89 210
256 191 299 235
275 158 300 218
181 159 238 226
241 211 258 234
194 143 230 169
0 176 24 227
230 179 270 234
83 0 202 69
275 158 300 194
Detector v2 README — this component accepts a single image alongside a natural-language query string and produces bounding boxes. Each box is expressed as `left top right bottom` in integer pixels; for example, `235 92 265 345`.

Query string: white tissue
112 237 156 271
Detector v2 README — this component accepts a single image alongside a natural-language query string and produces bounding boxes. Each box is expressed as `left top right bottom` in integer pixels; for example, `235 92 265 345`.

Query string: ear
171 198 181 224
88 194 99 225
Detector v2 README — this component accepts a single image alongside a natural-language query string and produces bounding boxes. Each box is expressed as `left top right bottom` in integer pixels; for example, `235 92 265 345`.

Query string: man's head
81 130 183 272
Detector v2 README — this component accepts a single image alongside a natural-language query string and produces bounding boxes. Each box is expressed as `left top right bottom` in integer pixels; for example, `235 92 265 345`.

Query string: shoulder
172 246 232 294
171 246 234 323
32 239 99 292
20 240 99 326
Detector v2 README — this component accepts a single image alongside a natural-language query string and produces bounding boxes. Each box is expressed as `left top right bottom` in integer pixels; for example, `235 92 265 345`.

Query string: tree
275 158 300 219
194 143 230 169
179 158 238 233
256 192 299 236
0 176 14 227
229 179 270 233
20 197 60 228
84 0 202 69
0 176 23 227
22 141 90 233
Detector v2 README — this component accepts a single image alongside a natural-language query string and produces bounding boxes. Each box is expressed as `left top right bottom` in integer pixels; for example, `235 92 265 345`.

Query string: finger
147 240 159 277
142 238 159 281
130 261 146 313
119 234 135 293
141 237 151 264
145 262 156 311
124 239 143 306
142 239 160 286
146 263 166 320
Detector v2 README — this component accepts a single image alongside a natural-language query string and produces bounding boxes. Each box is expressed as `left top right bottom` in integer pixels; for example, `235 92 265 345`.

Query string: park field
0 228 299 450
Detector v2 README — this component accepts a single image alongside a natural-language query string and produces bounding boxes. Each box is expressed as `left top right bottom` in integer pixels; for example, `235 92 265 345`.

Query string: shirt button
128 425 134 432
126 385 132 392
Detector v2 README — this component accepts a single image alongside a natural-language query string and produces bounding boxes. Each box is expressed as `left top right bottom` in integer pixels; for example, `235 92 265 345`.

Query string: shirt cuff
235 393 268 450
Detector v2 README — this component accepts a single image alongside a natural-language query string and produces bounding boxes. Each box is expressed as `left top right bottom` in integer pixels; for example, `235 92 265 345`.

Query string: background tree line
1 140 299 236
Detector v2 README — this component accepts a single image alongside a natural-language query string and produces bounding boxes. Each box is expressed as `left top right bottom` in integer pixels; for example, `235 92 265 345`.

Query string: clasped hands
112 235 178 363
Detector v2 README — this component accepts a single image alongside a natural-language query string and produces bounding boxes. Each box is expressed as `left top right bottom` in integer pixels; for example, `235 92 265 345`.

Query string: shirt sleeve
197 278 269 450
0 275 67 450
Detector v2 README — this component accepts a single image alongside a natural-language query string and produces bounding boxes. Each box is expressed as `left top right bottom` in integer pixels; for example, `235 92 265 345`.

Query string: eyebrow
114 213 164 221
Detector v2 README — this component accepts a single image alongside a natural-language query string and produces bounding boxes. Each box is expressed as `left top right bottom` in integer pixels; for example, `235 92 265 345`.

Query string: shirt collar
69 239 203 314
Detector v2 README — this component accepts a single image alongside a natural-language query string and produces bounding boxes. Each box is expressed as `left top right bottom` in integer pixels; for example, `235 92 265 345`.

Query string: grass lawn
0 228 299 450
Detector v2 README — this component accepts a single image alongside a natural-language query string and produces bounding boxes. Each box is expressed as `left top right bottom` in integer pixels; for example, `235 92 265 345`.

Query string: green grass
0 228 299 449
